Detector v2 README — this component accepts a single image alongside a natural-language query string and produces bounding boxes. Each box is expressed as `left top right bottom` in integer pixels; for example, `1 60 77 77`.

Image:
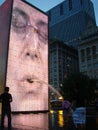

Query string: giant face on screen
6 0 48 112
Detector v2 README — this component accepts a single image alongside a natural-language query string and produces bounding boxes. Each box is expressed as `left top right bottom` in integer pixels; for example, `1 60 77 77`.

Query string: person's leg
7 111 12 130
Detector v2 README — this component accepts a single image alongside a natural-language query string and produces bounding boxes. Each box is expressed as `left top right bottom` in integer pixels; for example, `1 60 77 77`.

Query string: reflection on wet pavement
50 110 76 130
2 108 98 130
4 112 49 130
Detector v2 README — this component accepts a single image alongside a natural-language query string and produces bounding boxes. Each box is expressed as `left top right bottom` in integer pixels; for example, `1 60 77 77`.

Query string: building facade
78 24 98 79
49 40 78 92
47 0 96 49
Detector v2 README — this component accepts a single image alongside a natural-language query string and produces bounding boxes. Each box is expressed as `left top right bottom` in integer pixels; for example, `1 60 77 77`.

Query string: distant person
0 87 12 130
72 88 86 129
62 98 72 115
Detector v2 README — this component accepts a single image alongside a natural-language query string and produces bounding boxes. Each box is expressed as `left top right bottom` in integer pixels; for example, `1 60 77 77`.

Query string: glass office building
47 0 96 49
49 41 78 92
47 0 97 94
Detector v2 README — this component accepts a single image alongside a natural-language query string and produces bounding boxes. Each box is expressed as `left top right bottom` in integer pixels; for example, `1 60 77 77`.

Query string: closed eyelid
36 20 48 35
12 8 47 42
12 7 30 28
13 7 29 20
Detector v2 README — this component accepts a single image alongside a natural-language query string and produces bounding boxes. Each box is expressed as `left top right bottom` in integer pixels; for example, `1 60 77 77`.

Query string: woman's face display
6 0 48 112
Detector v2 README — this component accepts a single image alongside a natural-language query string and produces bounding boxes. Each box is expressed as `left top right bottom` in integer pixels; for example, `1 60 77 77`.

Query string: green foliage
60 72 97 104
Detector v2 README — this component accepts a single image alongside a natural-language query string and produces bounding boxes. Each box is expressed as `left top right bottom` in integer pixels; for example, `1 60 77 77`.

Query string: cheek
41 46 47 59
11 25 27 39
9 33 25 56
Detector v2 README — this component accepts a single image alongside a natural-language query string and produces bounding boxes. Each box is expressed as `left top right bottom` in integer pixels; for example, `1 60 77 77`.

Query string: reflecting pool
2 108 98 130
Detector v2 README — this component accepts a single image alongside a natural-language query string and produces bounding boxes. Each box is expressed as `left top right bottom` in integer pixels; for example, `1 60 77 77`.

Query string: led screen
12 113 49 129
0 0 12 113
6 0 48 112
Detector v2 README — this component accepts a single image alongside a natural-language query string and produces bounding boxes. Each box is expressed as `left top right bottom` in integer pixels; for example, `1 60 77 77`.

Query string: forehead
13 0 48 24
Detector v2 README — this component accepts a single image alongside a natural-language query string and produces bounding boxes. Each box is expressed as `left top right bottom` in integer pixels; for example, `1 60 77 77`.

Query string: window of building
69 0 72 10
80 0 83 5
94 63 98 67
81 65 86 70
86 47 91 60
92 46 97 59
80 49 85 62
60 3 64 15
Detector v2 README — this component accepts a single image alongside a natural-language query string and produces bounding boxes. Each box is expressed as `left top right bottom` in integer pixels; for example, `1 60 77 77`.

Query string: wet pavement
1 107 98 130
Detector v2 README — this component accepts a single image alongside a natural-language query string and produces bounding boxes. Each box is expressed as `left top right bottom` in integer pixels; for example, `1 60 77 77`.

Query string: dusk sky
0 0 98 25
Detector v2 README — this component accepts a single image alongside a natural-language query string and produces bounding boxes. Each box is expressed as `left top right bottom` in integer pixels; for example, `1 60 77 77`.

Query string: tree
60 72 96 106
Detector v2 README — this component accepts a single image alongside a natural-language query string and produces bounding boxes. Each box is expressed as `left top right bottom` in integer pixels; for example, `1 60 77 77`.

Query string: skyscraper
47 0 97 94
78 24 98 79
47 0 96 49
49 40 78 92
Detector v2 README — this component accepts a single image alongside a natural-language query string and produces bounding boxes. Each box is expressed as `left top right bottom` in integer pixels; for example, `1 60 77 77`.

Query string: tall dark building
47 0 96 49
78 24 98 79
49 40 78 92
47 0 97 95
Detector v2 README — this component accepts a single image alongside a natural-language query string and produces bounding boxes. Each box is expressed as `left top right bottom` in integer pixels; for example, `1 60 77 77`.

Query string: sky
0 0 98 25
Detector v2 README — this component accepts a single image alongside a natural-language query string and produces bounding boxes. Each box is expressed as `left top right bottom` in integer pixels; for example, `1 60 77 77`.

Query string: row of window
48 0 83 21
82 70 98 79
80 46 97 62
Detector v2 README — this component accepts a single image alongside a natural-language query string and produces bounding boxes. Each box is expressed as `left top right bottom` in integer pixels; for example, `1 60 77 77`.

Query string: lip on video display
6 0 48 112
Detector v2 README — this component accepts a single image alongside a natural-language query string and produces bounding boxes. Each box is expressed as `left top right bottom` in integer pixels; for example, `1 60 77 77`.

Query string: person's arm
9 94 12 102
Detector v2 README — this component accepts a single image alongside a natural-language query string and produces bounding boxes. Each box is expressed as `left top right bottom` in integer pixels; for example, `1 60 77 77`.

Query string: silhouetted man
0 87 12 130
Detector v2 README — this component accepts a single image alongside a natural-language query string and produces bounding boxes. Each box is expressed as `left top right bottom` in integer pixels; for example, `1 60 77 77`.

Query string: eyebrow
36 20 47 27
13 7 29 21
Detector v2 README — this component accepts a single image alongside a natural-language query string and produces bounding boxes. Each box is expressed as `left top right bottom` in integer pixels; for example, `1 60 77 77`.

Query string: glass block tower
47 0 96 49
47 0 96 94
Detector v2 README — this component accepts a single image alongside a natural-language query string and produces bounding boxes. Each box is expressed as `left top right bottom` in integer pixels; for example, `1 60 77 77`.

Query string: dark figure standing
0 87 12 130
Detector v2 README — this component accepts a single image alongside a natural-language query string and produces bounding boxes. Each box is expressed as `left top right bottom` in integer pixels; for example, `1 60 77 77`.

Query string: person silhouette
0 87 12 130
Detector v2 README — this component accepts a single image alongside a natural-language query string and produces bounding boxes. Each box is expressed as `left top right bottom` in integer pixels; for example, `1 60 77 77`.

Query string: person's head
6 0 48 112
5 87 9 92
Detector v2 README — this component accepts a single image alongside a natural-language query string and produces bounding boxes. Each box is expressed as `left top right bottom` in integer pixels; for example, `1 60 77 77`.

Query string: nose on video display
0 0 12 113
6 0 48 112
